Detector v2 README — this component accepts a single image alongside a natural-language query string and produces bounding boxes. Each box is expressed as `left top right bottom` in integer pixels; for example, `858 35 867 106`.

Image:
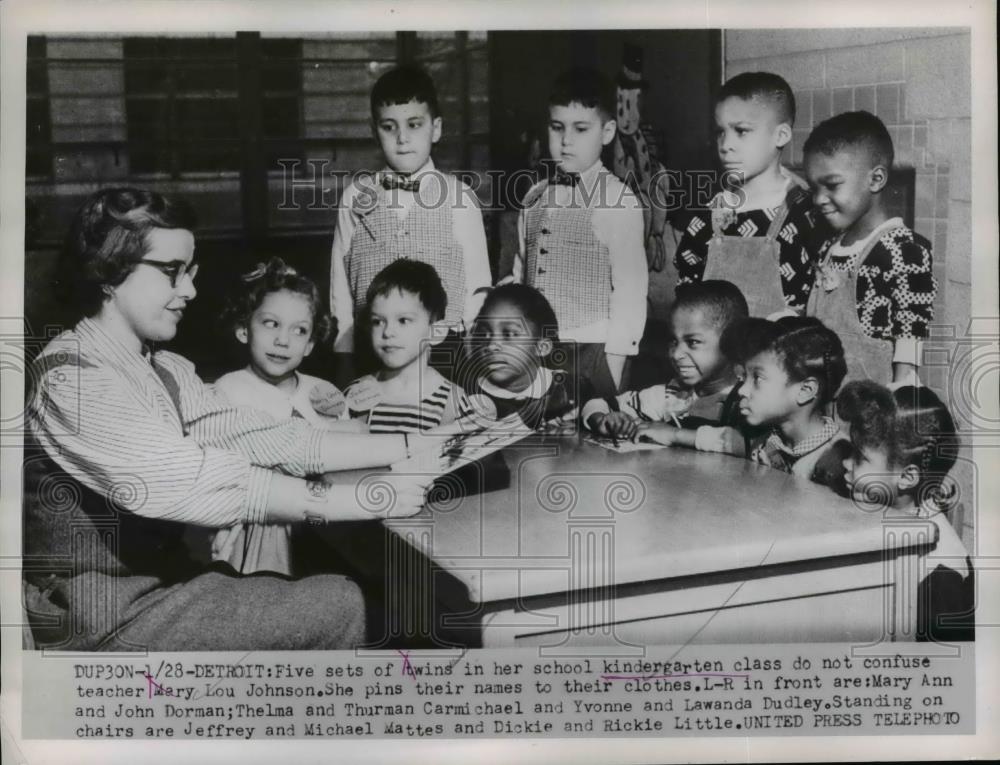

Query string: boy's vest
344 174 466 325
523 180 613 333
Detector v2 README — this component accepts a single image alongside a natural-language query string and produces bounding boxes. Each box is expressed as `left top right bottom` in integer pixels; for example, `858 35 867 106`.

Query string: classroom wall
726 29 975 548
25 33 490 376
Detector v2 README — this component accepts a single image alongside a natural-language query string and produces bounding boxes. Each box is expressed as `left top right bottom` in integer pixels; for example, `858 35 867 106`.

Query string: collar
549 159 604 188
719 165 795 214
766 416 841 458
76 316 152 366
831 217 905 256
914 498 947 520
575 159 605 189
72 317 171 395
478 366 553 401
778 164 805 191
381 158 436 182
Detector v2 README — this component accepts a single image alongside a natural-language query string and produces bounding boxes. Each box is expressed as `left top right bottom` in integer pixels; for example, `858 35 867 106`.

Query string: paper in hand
391 414 532 477
584 432 668 453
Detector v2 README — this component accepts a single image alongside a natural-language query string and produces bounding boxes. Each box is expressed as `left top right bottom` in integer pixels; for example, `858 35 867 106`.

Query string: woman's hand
266 470 432 524
352 471 433 519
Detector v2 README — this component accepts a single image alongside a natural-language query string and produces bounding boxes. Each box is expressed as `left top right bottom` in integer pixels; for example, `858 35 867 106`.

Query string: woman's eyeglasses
138 259 199 288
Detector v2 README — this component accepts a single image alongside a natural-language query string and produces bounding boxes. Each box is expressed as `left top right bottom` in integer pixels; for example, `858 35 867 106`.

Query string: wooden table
322 435 938 649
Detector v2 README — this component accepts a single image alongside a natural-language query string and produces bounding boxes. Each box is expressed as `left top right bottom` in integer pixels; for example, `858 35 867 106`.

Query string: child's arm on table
636 422 693 447
586 410 639 441
639 422 747 456
583 381 690 441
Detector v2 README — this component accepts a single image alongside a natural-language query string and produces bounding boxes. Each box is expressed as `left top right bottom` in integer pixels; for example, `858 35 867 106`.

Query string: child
582 280 748 446
508 67 648 399
459 283 582 430
212 257 347 575
346 259 474 433
329 65 491 357
804 111 936 386
675 72 822 318
837 381 973 642
717 317 850 487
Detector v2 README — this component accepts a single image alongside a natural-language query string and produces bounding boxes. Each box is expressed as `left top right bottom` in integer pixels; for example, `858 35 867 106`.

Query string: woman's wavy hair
838 381 960 510
58 187 197 319
220 257 332 345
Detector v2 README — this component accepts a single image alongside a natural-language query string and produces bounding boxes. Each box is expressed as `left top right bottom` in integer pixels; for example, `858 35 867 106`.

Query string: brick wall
726 29 976 547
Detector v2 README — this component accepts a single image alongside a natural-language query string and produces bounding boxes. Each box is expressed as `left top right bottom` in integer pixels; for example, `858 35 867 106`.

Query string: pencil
670 413 682 429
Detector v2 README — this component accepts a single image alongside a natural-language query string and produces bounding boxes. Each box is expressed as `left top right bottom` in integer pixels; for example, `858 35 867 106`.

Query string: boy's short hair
803 110 895 169
370 65 440 120
549 67 616 123
671 280 750 334
365 259 448 322
479 283 559 339
717 71 796 126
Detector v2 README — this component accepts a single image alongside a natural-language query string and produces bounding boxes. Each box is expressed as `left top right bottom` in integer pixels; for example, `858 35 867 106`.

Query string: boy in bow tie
505 67 647 398
329 66 491 367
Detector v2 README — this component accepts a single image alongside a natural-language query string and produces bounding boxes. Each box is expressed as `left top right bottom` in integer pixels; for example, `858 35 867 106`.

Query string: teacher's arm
263 471 429 524
165 351 410 473
30 357 427 527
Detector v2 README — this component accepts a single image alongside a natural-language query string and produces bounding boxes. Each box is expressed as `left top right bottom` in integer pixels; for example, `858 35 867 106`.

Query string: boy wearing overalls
804 111 936 386
675 72 821 319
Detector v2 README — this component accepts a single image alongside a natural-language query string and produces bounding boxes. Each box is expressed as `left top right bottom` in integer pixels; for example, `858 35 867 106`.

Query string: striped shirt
27 317 327 529
351 378 473 434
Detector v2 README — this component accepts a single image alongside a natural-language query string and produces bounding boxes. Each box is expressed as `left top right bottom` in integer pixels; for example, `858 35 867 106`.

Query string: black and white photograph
2 1 997 763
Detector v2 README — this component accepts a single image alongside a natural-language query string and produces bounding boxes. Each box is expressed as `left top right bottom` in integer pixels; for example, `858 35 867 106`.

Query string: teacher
23 187 428 651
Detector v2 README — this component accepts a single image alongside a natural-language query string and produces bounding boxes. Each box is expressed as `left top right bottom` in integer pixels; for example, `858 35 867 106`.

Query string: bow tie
381 174 421 192
550 170 580 187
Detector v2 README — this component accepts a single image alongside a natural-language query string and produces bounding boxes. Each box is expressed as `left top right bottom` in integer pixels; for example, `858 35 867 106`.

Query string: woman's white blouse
28 318 327 528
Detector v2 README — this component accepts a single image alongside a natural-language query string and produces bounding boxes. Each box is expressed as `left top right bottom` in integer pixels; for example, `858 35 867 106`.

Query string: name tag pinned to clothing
816 261 847 293
309 381 347 419
345 375 383 413
710 204 738 235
